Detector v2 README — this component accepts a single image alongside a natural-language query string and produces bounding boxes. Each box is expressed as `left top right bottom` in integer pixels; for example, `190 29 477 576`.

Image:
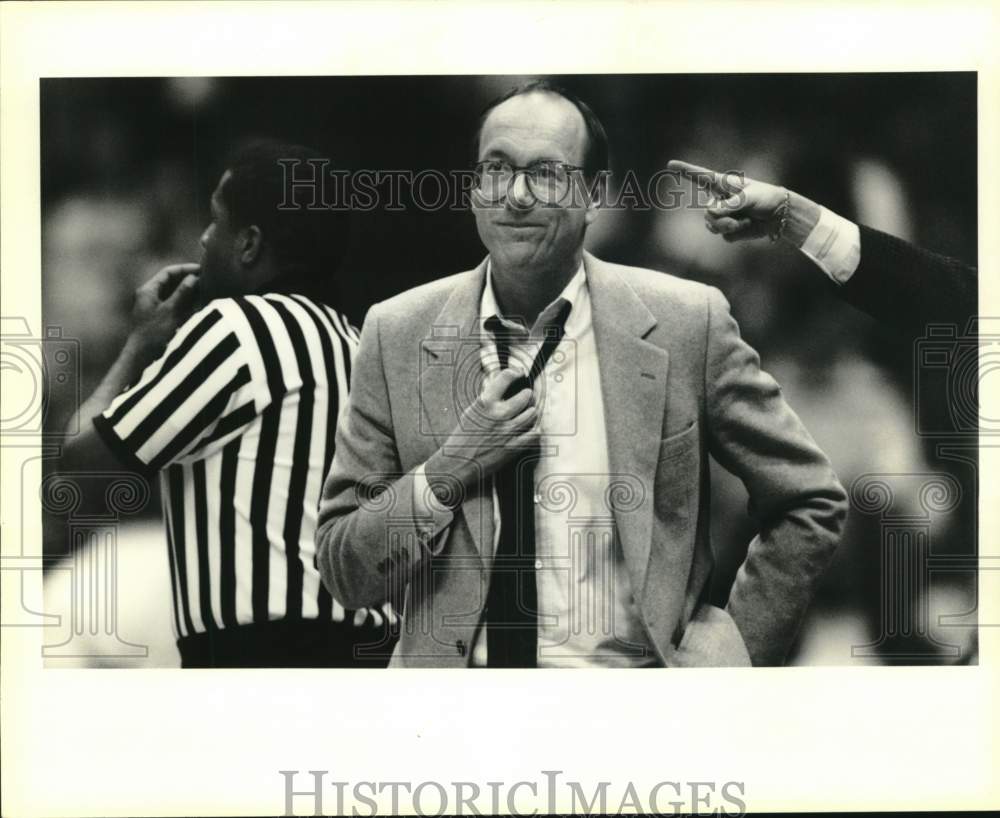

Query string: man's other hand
129 263 201 364
668 159 819 247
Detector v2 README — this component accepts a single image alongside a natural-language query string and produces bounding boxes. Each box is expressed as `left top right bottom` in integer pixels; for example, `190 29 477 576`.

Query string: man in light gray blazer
316 80 848 668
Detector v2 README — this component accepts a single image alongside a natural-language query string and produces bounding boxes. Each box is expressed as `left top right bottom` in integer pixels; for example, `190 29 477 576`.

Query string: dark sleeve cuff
91 414 156 476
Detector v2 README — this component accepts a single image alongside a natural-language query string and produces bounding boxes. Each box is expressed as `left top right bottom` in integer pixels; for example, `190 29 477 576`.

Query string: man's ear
581 170 607 225
237 225 263 266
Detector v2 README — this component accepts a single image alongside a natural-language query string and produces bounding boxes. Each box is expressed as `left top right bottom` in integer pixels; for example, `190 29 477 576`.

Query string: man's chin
193 278 219 306
490 243 544 269
194 265 225 304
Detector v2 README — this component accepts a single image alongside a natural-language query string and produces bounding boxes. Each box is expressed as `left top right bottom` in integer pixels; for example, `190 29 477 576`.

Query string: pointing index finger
668 159 716 179
668 159 745 197
668 159 722 189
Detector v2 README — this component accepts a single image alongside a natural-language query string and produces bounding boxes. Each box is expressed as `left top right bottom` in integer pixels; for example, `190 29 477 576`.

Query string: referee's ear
238 225 264 267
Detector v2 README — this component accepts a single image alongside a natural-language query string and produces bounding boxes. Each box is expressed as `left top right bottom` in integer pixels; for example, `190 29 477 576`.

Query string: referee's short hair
220 139 350 294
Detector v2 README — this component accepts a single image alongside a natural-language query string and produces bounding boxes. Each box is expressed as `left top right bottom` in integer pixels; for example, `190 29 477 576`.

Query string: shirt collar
480 258 587 339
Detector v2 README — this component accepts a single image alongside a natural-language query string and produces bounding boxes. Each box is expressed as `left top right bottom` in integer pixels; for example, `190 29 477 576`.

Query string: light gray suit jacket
316 253 848 667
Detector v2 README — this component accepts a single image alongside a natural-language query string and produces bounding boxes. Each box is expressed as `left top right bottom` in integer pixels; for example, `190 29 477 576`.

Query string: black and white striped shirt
94 292 388 639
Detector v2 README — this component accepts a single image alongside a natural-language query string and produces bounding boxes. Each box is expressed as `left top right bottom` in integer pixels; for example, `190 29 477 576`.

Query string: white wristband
800 206 862 285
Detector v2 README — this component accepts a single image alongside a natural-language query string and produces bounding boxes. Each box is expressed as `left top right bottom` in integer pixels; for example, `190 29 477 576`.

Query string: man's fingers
484 366 526 401
500 387 535 416
164 273 200 313
667 159 717 182
721 221 771 243
704 212 771 243
668 159 745 197
705 214 753 235
707 195 746 216
152 263 201 299
667 159 723 193
506 405 537 433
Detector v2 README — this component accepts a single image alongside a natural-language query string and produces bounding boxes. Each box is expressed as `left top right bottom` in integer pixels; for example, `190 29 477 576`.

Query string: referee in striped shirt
62 141 397 667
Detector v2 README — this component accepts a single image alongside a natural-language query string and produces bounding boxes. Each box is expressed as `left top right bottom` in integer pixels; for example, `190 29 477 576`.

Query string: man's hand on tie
424 367 540 508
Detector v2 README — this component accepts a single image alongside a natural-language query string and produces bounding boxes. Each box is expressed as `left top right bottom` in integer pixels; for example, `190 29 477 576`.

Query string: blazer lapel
417 258 492 558
586 253 669 605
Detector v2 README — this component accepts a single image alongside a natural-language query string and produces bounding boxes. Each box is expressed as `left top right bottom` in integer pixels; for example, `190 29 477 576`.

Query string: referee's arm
62 264 201 473
65 294 258 478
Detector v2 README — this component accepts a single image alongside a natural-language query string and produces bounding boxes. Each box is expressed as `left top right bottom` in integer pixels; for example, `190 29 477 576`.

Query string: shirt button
534 560 543 570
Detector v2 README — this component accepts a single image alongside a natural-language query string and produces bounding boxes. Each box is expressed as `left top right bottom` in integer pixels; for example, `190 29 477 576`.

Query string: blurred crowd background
38 74 978 666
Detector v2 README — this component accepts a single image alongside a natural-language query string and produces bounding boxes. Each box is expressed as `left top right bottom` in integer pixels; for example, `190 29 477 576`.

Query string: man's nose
505 172 535 211
199 226 211 250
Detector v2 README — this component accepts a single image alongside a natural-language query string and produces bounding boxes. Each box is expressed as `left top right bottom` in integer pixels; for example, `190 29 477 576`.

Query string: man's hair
471 79 609 181
219 139 349 299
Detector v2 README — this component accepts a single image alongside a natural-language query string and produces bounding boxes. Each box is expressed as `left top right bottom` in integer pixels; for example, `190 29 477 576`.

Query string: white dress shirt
800 206 862 285
415 261 655 667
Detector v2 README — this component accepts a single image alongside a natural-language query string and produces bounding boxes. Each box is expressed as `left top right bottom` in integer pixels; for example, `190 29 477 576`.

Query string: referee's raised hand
129 263 201 362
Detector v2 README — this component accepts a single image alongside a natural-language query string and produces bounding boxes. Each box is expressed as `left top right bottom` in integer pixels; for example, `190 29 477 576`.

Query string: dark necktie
483 300 571 667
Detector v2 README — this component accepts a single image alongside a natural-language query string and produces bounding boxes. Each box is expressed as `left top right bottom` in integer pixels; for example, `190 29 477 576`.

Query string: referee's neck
251 268 336 307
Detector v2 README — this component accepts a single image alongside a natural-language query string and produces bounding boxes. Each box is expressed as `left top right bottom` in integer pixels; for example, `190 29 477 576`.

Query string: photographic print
2 3 997 817
35 72 979 670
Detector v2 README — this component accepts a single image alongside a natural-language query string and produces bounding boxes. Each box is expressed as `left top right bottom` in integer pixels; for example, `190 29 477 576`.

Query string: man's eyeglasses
473 159 586 205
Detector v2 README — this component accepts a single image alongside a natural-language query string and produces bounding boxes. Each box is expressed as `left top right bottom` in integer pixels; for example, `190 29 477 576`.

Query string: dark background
39 74 979 665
